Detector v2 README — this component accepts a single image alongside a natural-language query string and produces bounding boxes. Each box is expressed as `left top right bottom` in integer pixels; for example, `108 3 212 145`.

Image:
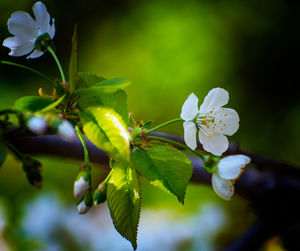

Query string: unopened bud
74 171 91 198
57 120 76 141
77 193 93 214
93 182 107 206
27 116 47 135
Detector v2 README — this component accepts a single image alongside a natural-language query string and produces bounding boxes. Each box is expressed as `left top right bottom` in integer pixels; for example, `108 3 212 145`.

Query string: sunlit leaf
77 90 128 125
131 143 193 203
80 107 131 162
15 96 53 111
107 163 141 250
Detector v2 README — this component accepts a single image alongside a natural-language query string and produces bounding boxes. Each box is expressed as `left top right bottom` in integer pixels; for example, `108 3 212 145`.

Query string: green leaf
131 143 193 204
107 163 141 249
22 155 43 189
80 107 131 163
0 143 7 167
75 78 130 96
40 94 66 112
77 89 128 125
15 96 54 111
78 72 106 88
69 25 78 92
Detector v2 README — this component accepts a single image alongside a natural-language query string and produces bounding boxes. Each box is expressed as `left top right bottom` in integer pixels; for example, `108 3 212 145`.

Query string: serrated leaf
15 96 54 111
80 107 130 163
78 72 106 88
69 25 78 92
107 163 141 249
0 143 7 167
77 89 128 125
131 143 193 204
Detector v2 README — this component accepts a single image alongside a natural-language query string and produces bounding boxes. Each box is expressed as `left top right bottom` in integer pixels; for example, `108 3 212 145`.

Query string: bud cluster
27 115 76 140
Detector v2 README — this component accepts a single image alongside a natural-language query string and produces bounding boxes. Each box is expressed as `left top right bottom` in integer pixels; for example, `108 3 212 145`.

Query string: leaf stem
146 118 182 134
0 60 55 86
147 135 205 161
75 126 90 164
47 47 66 83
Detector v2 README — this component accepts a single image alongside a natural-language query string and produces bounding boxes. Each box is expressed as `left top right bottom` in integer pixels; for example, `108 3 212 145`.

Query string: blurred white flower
2 1 55 59
27 115 47 135
58 120 76 141
212 155 250 200
180 88 239 156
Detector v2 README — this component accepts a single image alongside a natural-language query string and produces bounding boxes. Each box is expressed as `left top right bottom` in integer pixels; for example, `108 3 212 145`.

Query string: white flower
2 1 55 59
212 155 250 200
58 120 76 141
74 177 90 198
180 88 239 156
27 115 47 135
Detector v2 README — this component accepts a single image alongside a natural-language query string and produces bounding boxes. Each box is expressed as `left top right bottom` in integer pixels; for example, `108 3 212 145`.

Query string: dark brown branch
5 130 298 201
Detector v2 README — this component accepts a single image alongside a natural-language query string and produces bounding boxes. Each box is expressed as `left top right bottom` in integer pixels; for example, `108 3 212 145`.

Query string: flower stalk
46 46 66 83
146 118 182 134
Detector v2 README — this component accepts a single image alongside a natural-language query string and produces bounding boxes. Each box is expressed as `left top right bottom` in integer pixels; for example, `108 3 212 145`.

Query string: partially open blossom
2 1 55 59
180 88 239 156
27 115 47 135
58 120 76 141
212 155 250 200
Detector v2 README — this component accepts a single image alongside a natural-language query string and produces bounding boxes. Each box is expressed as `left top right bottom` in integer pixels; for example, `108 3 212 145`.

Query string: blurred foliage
1 0 299 250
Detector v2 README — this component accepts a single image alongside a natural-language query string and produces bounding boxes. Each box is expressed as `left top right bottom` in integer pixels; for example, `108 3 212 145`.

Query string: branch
5 129 299 201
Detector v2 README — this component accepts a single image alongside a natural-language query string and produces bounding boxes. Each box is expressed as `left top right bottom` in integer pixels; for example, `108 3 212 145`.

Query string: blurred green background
0 0 299 250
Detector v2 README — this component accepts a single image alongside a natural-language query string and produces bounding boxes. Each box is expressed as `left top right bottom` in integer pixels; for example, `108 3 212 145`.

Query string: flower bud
57 120 76 141
27 116 47 135
77 193 93 214
74 170 91 198
93 182 107 206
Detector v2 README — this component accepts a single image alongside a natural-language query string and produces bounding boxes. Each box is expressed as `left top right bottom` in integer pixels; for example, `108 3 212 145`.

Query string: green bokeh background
0 0 298 250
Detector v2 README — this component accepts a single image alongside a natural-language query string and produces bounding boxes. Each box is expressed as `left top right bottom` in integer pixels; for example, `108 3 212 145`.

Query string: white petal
27 116 47 135
199 88 229 114
3 36 34 56
217 155 251 180
204 108 239 136
8 11 38 40
183 122 197 150
49 18 55 38
27 49 44 59
180 93 199 121
212 173 234 200
33 1 51 34
77 200 90 214
58 120 76 141
198 130 228 156
74 177 90 198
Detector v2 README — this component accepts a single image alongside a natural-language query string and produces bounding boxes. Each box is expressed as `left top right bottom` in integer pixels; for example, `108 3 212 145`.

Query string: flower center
195 113 216 136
